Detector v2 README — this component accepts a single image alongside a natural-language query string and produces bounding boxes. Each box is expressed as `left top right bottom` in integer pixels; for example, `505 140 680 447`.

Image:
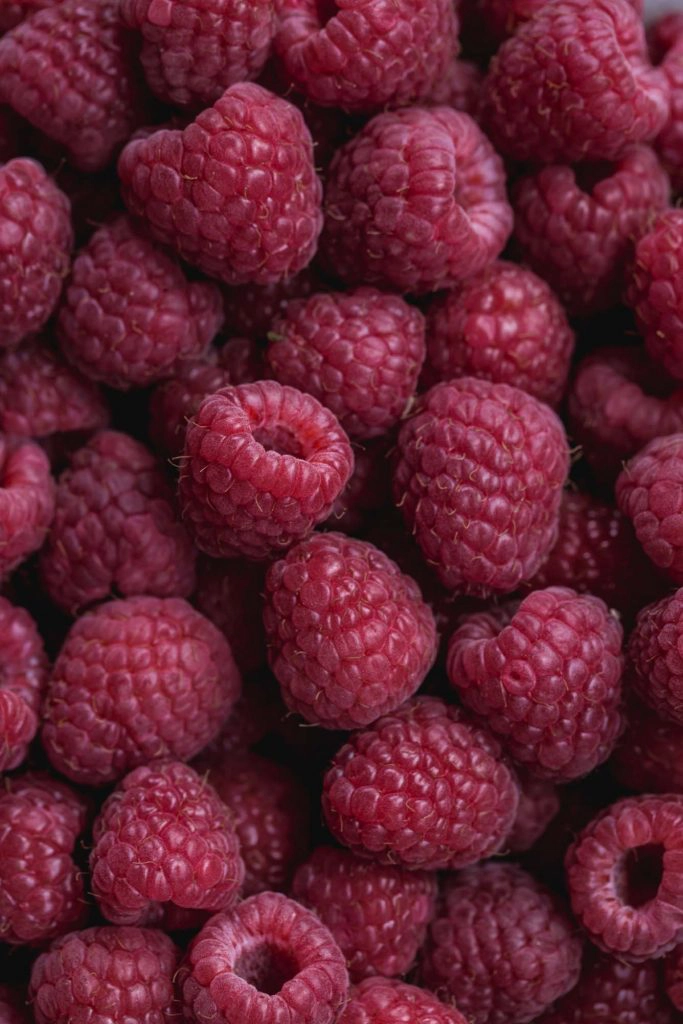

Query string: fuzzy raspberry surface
422 56 482 113
508 777 560 854
611 698 683 794
477 0 643 46
0 437 54 581
656 35 683 195
193 556 266 675
0 596 47 773
628 209 683 379
338 977 467 1024
628 588 683 725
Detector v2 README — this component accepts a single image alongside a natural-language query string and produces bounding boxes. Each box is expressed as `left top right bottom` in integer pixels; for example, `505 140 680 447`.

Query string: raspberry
481 0 670 164
179 381 354 561
476 0 643 46
121 0 276 108
423 261 574 405
0 158 72 348
90 759 244 925
423 57 483 114
0 596 47 773
327 438 391 535
40 431 196 614
118 83 322 286
507 777 560 854
193 557 266 676
42 596 241 786
666 945 683 1011
291 846 437 983
337 977 467 1024
611 698 683 794
650 13 683 63
264 532 437 730
628 589 683 725
566 794 683 960
420 862 582 1024
221 266 323 341
0 987 29 1024
29 926 180 1024
322 696 519 870
512 148 670 317
149 357 232 459
320 108 512 295
267 288 425 442
628 209 683 379
393 378 569 596
179 891 349 1024
655 36 683 195
218 336 267 383
58 216 224 390
0 437 54 581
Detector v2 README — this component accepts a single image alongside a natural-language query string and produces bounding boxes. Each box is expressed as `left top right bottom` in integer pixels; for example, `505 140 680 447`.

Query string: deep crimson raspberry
423 57 482 114
655 36 683 195
394 378 569 595
29 926 180 1024
322 696 519 870
476 0 642 46
0 987 29 1024
0 596 47 774
507 777 560 854
221 266 323 341
58 216 224 390
611 698 683 794
338 977 467 1024
666 945 683 1011
149 357 232 459
327 439 391 535
0 0 54 33
0 437 54 581
321 108 512 295
628 209 683 379
193 557 266 675
118 83 322 286
218 336 267 384
179 380 354 561
628 588 683 725
292 846 437 983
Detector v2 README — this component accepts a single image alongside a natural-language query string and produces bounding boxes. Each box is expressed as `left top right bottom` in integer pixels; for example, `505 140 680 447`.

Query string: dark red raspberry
180 891 349 1024
628 209 683 379
327 438 391 535
423 57 483 115
424 261 574 405
292 845 437 983
193 557 266 676
322 696 519 870
118 83 322 286
394 378 569 596
0 158 72 348
221 266 323 341
476 0 642 46
321 108 512 295
29 926 180 1024
58 216 224 390
0 596 47 774
179 380 354 561
655 36 683 195
666 945 683 1011
337 977 467 1024
420 862 582 1024
512 148 670 317
0 987 29 1024
611 698 683 794
0 437 54 581
0 0 54 32
218 336 267 385
42 595 241 786
650 13 683 63
149 357 232 459
90 759 244 925
507 777 560 854
628 588 683 725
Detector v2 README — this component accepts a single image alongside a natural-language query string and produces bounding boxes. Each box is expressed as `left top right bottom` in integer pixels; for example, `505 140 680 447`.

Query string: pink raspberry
149 357 232 459
611 698 683 794
179 381 354 561
221 266 323 341
512 148 670 317
628 209 683 379
507 777 560 854
655 36 683 195
0 987 29 1024
58 216 224 390
0 596 47 773
121 0 276 108
29 926 180 1024
264 532 437 730
422 57 483 114
90 759 244 925
193 557 266 675
42 596 241 786
0 158 72 348
180 891 348 1024
322 696 519 870
40 431 196 614
0 437 54 581
118 83 322 286
420 862 582 1024
628 588 683 725
337 977 467 1024
424 261 574 405
666 946 683 1011
327 438 391 535
292 846 437 983
394 378 569 595
321 108 512 295
267 288 425 441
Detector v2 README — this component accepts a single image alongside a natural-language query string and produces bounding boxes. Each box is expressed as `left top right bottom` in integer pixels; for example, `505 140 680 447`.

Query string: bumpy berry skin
221 266 323 341
611 699 683 794
338 977 467 1024
507 777 560 854
179 381 354 561
121 0 276 108
0 158 72 348
423 57 482 114
420 863 581 1024
656 36 683 195
264 533 437 730
90 759 244 925
149 358 232 459
628 210 683 380
0 437 54 580
424 261 574 405
58 217 224 390
321 108 512 295
40 431 196 614
42 596 241 786
0 986 29 1024
666 946 683 1011
512 148 670 317
29 926 180 1024
477 0 642 46
322 696 519 871
118 83 322 286
628 589 683 726
0 0 54 32
193 557 266 675
394 378 569 596
292 846 437 983
0 597 47 773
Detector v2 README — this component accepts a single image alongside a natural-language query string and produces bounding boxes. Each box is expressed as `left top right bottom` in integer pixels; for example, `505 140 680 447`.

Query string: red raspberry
0 437 54 581
321 108 512 295
292 846 437 983
264 532 437 730
423 57 483 114
628 588 683 725
193 557 266 675
322 696 519 870
655 36 683 195
337 977 467 1024
0 0 54 32
628 209 683 379
394 378 569 596
0 987 29 1024
650 13 683 63
90 759 244 925
179 381 354 561
420 862 582 1024
42 596 241 786
611 698 683 794
118 83 322 286
476 0 642 46
40 431 195 614
58 216 224 390
0 596 47 773
0 158 72 348
218 336 267 385
221 266 323 341
149 357 232 459
327 438 391 535
424 261 574 405
121 0 276 108
180 891 349 1024
512 148 670 317
507 777 560 854
666 945 683 1011
29 926 180 1024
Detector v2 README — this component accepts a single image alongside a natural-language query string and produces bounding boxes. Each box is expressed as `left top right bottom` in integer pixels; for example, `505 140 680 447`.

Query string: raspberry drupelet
611 698 683 794
337 977 467 1024
628 589 683 726
179 380 354 561
149 357 233 460
477 0 641 47
628 209 683 380
0 0 54 33
193 557 266 675
0 437 54 581
507 777 560 854
0 597 48 773
422 56 482 114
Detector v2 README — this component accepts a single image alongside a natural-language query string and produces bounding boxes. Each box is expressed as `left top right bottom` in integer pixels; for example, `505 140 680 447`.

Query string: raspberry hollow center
620 844 665 908
252 424 304 458
234 941 300 995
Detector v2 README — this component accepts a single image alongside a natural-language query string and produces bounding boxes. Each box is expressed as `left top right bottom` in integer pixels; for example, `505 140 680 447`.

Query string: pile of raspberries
5 0 683 1022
